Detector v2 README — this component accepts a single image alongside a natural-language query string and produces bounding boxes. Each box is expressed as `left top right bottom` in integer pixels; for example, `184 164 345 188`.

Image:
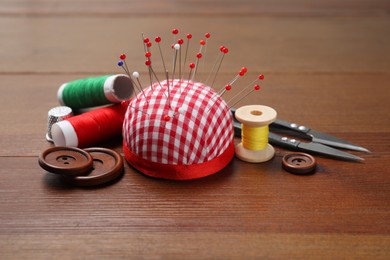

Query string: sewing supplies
39 146 93 176
234 105 277 163
39 28 370 187
119 30 266 180
38 147 123 187
60 148 124 187
122 79 235 180
51 103 128 148
270 119 370 153
231 109 368 161
46 106 73 142
57 74 134 109
282 152 317 175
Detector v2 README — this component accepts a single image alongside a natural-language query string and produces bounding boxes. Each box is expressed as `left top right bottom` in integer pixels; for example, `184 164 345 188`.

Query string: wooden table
1 1 389 258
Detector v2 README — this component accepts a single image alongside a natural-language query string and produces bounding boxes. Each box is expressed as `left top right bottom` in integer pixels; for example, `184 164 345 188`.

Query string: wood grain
1 233 390 259
1 16 389 74
1 153 389 233
0 0 389 258
1 0 389 16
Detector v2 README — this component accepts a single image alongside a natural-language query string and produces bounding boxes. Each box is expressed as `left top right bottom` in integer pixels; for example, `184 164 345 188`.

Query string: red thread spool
51 104 127 148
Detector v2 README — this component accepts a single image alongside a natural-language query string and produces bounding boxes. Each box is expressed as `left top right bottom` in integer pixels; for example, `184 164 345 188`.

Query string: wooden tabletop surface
1 0 389 258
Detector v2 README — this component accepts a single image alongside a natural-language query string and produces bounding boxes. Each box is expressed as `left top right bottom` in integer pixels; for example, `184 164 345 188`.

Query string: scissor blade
298 142 364 162
267 132 364 161
308 129 371 153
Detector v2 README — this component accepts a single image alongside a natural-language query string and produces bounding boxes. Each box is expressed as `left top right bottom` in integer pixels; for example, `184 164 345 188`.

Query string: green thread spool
57 74 134 109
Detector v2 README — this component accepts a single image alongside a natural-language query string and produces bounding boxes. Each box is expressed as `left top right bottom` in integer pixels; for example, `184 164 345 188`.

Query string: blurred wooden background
0 0 389 258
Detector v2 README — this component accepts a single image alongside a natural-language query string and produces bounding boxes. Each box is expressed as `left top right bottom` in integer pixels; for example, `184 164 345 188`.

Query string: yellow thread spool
235 105 277 163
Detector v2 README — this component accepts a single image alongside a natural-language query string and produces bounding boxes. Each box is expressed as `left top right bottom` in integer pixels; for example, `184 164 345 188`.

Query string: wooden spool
235 105 277 163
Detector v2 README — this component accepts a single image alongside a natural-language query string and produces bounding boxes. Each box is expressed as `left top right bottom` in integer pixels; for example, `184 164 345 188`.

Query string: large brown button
39 146 93 176
62 148 124 187
282 152 316 175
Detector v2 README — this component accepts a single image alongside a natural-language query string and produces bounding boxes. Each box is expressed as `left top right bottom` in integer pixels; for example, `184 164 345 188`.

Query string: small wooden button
62 148 124 187
282 152 316 175
39 146 93 176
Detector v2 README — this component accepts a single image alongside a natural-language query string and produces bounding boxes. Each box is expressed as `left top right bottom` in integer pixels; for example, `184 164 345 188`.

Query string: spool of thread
57 74 134 109
234 105 277 163
46 106 73 142
51 103 127 148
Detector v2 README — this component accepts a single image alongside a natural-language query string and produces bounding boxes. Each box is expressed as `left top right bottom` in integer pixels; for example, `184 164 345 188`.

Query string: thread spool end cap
235 143 275 163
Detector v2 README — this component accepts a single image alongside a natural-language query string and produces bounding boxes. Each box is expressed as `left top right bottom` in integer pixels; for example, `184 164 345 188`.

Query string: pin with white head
131 71 149 103
171 43 181 82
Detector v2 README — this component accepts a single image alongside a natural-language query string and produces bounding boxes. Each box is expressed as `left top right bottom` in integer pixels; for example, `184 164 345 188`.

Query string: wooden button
38 146 93 176
62 148 124 187
282 152 316 175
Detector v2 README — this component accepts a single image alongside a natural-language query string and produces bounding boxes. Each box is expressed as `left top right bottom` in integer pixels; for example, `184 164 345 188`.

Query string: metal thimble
46 106 73 142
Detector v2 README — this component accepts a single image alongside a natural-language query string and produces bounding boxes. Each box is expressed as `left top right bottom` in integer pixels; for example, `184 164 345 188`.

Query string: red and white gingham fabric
123 79 233 167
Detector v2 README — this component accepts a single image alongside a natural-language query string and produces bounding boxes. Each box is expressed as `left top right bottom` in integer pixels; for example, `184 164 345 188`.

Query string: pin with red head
205 45 229 87
226 74 265 108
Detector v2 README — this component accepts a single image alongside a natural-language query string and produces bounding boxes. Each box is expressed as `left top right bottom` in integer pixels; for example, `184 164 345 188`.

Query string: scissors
231 108 370 161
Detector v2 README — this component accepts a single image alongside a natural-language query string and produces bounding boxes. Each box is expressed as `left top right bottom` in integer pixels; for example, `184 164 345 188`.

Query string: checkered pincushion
122 79 234 179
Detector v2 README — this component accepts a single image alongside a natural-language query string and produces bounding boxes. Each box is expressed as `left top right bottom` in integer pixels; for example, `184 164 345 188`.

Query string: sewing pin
131 71 149 103
200 33 211 82
226 74 264 105
190 39 206 81
165 69 172 109
144 56 166 93
191 52 203 82
171 43 180 82
217 66 247 96
184 63 195 91
174 62 196 118
118 53 132 76
206 46 229 88
117 55 143 99
229 84 261 108
183 33 192 76
130 105 150 116
141 33 154 90
177 38 184 81
172 28 179 45
155 36 168 75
